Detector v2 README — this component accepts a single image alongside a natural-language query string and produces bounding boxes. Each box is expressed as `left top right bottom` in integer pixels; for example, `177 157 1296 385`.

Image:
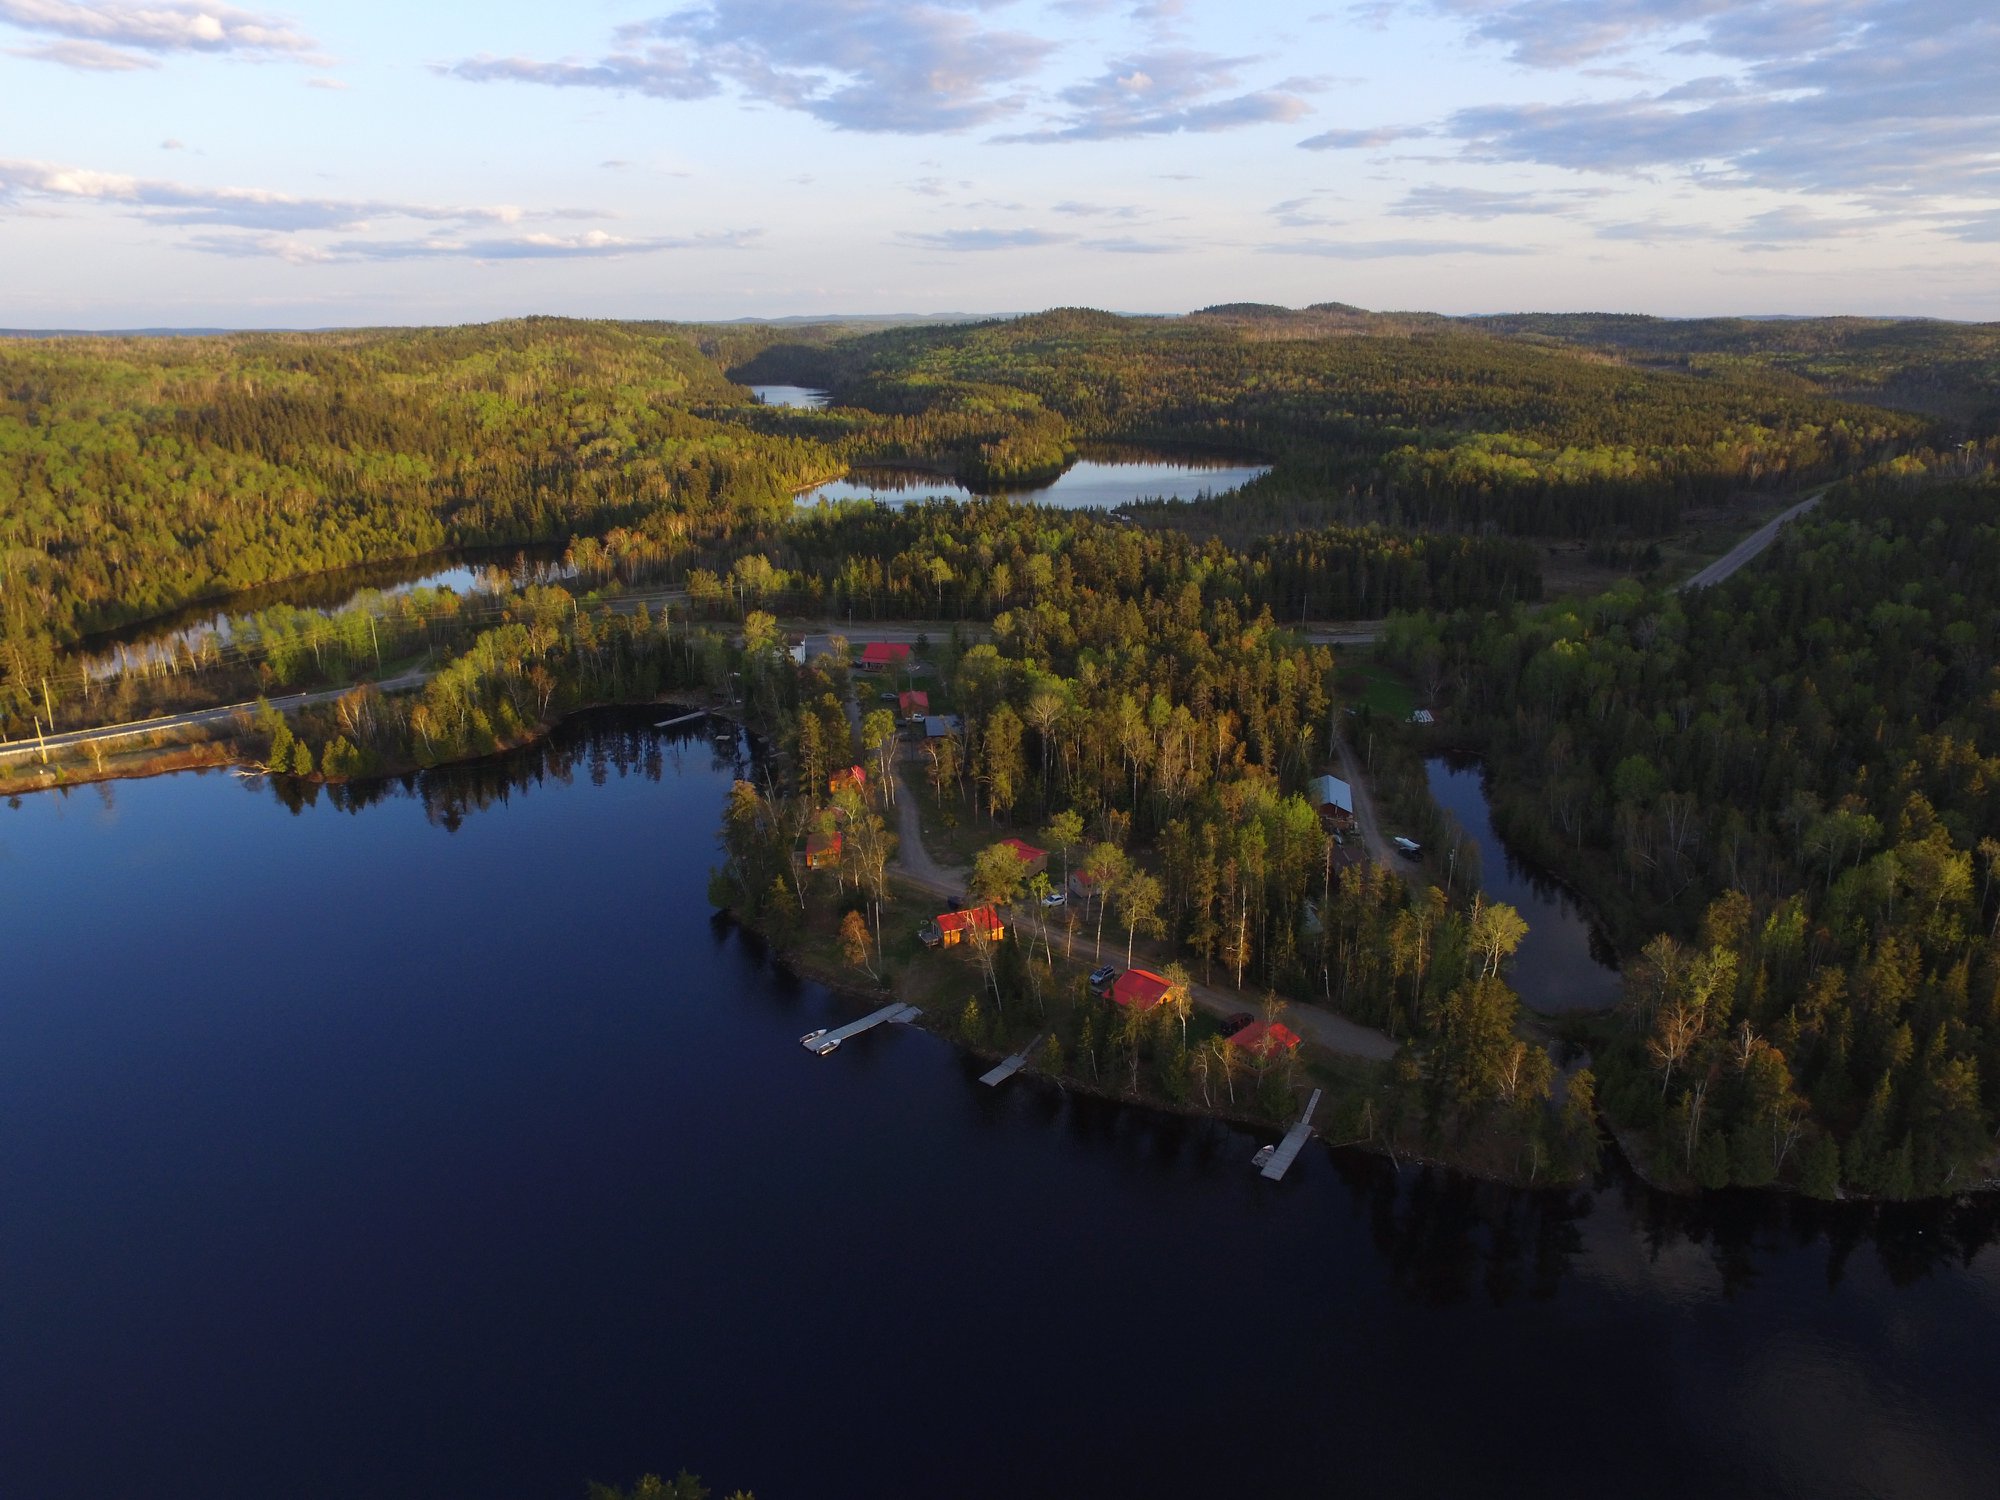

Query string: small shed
1111 968 1173 1012
999 837 1047 877
804 830 842 870
899 689 930 716
1068 868 1100 901
937 906 1005 947
923 714 965 739
1228 1020 1302 1059
829 764 867 795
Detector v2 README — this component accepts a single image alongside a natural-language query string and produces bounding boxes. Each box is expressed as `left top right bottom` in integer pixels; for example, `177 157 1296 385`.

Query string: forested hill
1389 477 2000 1195
0 319 837 656
1459 313 2000 427
732 308 1926 536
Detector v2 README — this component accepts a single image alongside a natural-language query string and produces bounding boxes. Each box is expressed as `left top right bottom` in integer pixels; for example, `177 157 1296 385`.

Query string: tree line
1386 478 2000 1195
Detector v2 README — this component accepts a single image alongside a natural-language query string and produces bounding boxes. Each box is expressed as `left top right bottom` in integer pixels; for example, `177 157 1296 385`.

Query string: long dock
654 709 712 728
801 1002 921 1055
1259 1088 1323 1180
978 1033 1045 1087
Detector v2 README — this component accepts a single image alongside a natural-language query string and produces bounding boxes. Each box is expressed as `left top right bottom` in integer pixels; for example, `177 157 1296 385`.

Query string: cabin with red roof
804 830 842 870
1111 968 1173 1011
1227 1020 1302 1060
998 837 1047 876
898 689 930 716
936 905 1005 947
857 642 912 672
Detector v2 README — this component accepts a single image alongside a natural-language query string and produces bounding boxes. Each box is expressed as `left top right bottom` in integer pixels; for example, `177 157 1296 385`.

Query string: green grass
1339 656 1417 720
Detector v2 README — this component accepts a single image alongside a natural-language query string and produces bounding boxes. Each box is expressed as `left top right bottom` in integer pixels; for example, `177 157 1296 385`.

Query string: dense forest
0 320 833 664
735 308 1927 536
704 515 1593 1177
1463 313 2000 427
4 308 1936 734
1388 477 2000 1194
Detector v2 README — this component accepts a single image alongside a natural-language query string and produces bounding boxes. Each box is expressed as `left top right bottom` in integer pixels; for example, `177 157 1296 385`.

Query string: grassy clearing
1338 655 1417 720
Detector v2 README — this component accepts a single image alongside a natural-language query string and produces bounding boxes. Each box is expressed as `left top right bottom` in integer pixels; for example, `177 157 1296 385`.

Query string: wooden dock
978 1033 1045 1087
654 709 712 729
801 1002 922 1055
1259 1088 1323 1180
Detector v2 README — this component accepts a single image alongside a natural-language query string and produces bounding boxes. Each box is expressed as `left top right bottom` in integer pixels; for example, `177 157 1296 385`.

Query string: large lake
4 712 1998 1499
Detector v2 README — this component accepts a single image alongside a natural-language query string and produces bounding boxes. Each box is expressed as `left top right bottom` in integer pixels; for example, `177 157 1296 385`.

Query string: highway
1679 490 1826 592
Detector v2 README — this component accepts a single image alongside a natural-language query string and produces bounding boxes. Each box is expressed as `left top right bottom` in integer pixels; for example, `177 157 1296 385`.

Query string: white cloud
0 157 726 265
0 1 318 70
449 0 1054 134
998 47 1313 142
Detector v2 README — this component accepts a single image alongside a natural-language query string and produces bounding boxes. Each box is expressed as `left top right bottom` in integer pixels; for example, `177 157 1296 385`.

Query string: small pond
797 450 1271 512
1425 753 1623 1014
749 384 831 409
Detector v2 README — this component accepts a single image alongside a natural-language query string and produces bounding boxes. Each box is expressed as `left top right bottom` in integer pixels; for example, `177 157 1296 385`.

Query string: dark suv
1089 965 1119 991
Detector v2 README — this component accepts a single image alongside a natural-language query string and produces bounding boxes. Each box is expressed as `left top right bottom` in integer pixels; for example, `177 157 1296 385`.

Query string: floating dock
1258 1088 1323 1181
801 1002 922 1055
978 1033 1045 1087
654 709 712 729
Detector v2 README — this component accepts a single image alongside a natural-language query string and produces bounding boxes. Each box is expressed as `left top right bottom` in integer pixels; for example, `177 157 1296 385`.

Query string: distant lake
749 384 830 409
798 450 1272 511
1425 753 1623 1014
4 711 1997 1499
78 549 573 683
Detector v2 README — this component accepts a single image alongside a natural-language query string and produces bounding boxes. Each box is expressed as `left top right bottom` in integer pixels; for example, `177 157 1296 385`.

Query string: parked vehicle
1089 965 1118 989
918 922 943 949
1219 1012 1254 1037
1042 889 1067 907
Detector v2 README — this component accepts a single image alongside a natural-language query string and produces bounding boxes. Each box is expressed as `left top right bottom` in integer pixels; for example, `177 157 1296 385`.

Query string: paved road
1680 491 1825 592
0 670 433 762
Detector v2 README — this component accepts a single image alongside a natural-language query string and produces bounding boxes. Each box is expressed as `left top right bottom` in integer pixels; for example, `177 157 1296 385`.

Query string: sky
1 0 1996 326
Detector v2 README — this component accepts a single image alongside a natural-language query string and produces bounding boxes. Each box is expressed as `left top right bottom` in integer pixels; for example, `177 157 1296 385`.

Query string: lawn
1338 655 1417 720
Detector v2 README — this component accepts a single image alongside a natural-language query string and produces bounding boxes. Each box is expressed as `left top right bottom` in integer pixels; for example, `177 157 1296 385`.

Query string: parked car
1042 889 1067 907
1089 965 1119 990
918 922 943 949
1218 1012 1254 1037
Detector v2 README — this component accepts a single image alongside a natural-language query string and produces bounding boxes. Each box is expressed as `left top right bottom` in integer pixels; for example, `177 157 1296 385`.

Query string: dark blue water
1425 754 1624 1014
5 712 1998 1500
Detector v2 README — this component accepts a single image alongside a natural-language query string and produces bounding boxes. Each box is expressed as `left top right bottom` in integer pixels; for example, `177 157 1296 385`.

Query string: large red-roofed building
858 642 912 672
936 906 1005 947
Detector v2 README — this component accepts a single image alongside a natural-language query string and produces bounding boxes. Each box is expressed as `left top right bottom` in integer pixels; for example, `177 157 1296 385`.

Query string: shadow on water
4 706 1998 1500
1425 751 1623 1013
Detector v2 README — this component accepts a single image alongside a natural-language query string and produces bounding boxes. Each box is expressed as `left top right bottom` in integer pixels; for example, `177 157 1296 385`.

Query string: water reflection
1425 753 1622 1013
749 384 831 408
4 707 1997 1500
798 449 1272 511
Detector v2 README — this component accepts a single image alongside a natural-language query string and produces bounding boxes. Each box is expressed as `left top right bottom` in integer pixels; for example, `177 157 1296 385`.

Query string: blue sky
1 1 1995 326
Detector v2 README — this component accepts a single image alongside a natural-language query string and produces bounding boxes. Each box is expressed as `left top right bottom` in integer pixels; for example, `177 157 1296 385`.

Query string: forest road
0 671 434 762
1680 490 1826 591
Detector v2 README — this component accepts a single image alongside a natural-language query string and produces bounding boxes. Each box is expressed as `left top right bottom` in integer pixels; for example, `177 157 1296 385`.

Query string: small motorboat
800 1028 839 1055
1252 1145 1276 1170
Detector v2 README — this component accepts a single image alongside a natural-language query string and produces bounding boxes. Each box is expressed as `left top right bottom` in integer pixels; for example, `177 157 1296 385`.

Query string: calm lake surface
1426 753 1624 1014
749 384 830 409
80 549 573 682
5 713 1998 1500
797 454 1272 511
